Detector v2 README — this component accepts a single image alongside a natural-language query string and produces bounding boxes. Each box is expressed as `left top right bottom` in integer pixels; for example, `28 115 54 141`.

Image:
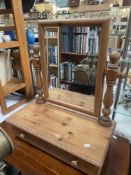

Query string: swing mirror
38 18 110 117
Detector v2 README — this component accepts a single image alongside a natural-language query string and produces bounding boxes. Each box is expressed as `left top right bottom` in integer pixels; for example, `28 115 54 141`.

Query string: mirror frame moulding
38 18 110 118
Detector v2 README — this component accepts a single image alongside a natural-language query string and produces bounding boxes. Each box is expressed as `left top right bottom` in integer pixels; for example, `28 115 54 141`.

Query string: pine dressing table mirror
6 18 121 175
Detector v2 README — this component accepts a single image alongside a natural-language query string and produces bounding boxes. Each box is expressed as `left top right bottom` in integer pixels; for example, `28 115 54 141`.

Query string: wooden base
6 102 115 175
1 122 130 175
99 116 112 127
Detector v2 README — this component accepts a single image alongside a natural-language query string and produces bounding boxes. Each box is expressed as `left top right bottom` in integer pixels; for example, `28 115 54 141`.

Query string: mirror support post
31 45 44 104
99 51 121 127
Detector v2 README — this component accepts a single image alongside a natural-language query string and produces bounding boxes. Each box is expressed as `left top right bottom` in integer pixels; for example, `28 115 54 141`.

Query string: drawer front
11 125 100 175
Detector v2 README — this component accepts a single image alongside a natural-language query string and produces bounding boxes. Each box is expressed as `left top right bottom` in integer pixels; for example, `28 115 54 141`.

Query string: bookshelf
61 25 99 90
45 24 99 92
0 0 33 115
44 27 60 88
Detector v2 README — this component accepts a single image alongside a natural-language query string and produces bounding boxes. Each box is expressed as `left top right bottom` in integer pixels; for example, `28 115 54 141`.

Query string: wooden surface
0 9 12 15
38 18 110 26
69 4 111 13
0 41 19 49
1 122 130 175
31 45 44 104
0 26 15 31
49 88 94 114
3 78 25 95
45 27 60 88
38 23 49 101
38 18 110 117
0 0 33 115
99 51 121 127
12 0 33 98
94 19 110 117
6 102 115 175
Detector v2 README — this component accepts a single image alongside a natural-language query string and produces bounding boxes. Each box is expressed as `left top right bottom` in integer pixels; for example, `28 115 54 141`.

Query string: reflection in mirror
44 25 101 114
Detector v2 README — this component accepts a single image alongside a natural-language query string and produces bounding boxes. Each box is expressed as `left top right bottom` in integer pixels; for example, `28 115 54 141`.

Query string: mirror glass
44 24 101 114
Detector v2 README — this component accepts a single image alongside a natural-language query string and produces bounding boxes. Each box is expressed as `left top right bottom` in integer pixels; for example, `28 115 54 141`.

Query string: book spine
60 63 64 80
54 45 58 64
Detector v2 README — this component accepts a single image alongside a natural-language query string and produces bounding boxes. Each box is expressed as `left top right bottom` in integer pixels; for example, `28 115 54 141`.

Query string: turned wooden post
31 45 44 104
99 51 121 127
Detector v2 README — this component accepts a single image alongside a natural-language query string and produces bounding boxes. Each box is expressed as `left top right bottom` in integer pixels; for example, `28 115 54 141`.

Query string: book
60 61 75 82
48 46 58 64
49 74 58 88
62 26 99 54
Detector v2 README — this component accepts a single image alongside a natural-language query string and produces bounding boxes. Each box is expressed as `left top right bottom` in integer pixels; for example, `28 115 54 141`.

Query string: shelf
0 9 12 15
45 37 58 39
61 52 87 56
69 4 111 13
61 80 96 87
3 78 25 96
24 18 39 21
88 53 98 57
61 80 73 84
0 26 15 31
0 41 19 49
61 80 85 85
49 64 58 68
61 52 98 57
113 22 127 26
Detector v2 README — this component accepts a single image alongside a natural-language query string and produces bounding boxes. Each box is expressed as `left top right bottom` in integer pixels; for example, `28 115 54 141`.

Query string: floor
0 94 32 123
0 95 131 143
114 104 131 143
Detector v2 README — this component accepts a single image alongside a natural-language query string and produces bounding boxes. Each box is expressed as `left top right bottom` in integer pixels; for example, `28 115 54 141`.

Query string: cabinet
0 0 33 114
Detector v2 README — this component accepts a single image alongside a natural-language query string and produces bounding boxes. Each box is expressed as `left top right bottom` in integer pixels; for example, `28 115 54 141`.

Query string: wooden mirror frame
38 18 110 118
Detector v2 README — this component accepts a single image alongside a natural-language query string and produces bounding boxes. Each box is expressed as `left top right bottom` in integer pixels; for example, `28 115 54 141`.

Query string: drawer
10 125 100 175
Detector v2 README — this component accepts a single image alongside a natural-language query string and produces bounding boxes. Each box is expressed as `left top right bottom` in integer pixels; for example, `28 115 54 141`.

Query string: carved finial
31 45 44 104
99 51 121 127
110 51 120 64
33 45 40 58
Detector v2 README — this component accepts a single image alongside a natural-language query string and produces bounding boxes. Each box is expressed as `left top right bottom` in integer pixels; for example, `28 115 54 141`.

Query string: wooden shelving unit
0 0 33 115
3 78 25 96
0 41 20 49
44 26 60 88
0 9 12 15
49 64 58 68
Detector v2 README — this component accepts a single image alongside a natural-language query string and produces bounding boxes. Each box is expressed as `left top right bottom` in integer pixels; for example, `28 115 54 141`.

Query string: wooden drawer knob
19 133 25 139
71 160 78 166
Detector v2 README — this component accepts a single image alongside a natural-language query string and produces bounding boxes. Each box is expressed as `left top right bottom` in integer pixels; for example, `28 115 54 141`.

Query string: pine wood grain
0 9 12 15
49 88 94 113
0 0 33 115
1 122 130 175
38 18 110 117
3 78 25 95
0 41 19 49
12 0 33 98
6 102 115 175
